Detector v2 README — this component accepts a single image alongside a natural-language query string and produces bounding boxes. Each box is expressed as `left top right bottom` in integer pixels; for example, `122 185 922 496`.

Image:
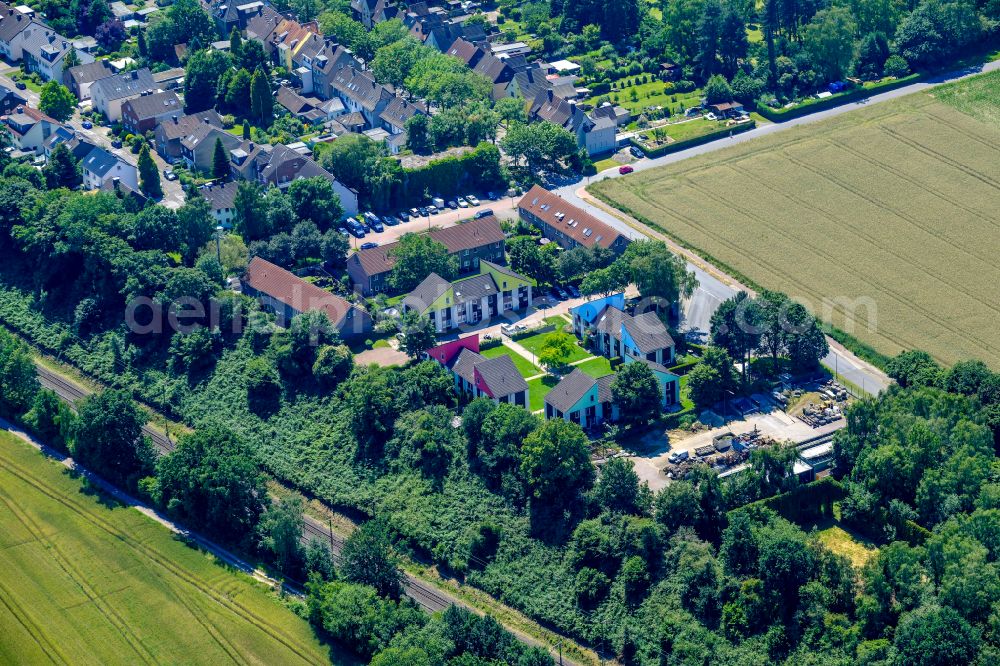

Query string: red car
619 165 634 174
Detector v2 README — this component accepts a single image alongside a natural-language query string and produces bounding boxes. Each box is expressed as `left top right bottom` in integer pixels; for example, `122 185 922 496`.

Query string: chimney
172 114 178 123
131 70 139 79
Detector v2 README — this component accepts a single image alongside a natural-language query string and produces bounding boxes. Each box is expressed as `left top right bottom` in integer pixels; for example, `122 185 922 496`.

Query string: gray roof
0 5 32 44
81 146 120 177
622 311 674 354
122 90 181 120
90 68 155 101
450 273 497 304
157 110 221 140
67 60 115 87
594 305 626 336
474 354 528 398
451 347 483 382
403 272 451 312
198 180 239 211
596 374 616 403
545 368 597 413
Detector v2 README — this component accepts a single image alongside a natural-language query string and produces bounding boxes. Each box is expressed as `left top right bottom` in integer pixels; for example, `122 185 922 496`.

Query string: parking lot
341 194 520 251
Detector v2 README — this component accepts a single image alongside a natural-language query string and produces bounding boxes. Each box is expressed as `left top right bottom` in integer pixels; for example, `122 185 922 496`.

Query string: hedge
667 359 700 376
630 120 756 159
479 336 503 351
662 406 696 429
754 74 921 122
510 323 556 341
734 477 846 524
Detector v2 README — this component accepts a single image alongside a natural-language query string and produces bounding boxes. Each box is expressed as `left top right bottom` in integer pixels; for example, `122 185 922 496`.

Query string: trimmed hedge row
631 119 756 158
754 74 922 122
667 359 700 376
479 336 503 351
734 476 846 524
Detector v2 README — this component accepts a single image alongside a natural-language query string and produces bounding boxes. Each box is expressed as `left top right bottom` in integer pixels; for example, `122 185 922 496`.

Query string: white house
90 68 156 122
80 145 138 191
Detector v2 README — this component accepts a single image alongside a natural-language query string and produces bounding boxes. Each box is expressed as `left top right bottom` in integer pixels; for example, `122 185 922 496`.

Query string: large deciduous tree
611 361 662 427
72 389 153 488
388 233 457 293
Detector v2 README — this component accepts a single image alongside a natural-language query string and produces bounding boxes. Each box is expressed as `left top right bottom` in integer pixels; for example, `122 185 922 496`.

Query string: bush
884 55 910 78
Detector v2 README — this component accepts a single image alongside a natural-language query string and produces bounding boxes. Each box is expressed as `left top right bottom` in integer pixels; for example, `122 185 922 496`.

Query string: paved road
32 361 588 664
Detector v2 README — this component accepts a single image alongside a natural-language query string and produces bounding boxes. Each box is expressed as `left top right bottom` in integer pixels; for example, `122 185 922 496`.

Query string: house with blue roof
571 295 676 367
570 292 625 338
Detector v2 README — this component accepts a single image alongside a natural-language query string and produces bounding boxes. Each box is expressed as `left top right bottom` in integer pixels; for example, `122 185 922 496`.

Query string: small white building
80 145 138 191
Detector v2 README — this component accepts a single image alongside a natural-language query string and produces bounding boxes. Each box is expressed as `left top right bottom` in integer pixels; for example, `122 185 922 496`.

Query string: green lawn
528 375 561 412
517 331 590 365
639 117 731 147
679 374 695 410
589 80 704 117
574 356 612 378
481 344 541 379
0 431 350 666
594 157 624 173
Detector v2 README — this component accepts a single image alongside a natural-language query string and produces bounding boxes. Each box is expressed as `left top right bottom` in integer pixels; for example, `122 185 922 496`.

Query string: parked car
111 139 123 149
667 450 690 464
370 219 384 233
338 227 350 237
14 81 26 90
473 208 494 219
466 194 480 206
549 288 563 300
418 206 430 216
619 165 634 175
81 120 93 129
567 285 580 298
431 197 445 209
398 210 410 222
556 287 569 299
348 226 365 238
457 197 470 208
360 241 379 249
162 169 177 180
409 207 420 217
629 146 644 159
446 200 458 209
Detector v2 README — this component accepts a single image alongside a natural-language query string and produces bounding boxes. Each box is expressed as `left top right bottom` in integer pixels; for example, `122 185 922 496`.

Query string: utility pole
328 517 335 552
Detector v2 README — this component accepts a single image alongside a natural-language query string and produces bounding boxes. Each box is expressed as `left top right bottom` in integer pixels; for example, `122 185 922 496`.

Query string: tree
223 68 252 114
593 458 649 515
538 331 577 368
507 236 559 287
387 234 457 293
892 605 981 666
137 144 162 198
495 96 527 129
257 497 305 575
43 142 82 189
611 361 662 427
250 67 273 126
398 310 436 359
176 196 216 265
318 11 371 62
856 31 891 79
242 119 251 139
233 181 268 240
287 176 344 231
500 121 580 176
894 0 981 68
885 350 941 388
688 346 739 408
520 419 594 516
621 241 697 310
404 113 431 154
304 538 335 581
0 330 39 418
340 518 402 598
63 45 81 69
72 389 153 487
312 344 353 388
24 389 75 452
39 81 76 122
884 54 911 78
801 7 858 82
703 74 734 104
711 291 761 383
719 6 749 78
95 18 126 50
696 0 723 80
155 424 266 544
184 49 232 113
211 137 230 180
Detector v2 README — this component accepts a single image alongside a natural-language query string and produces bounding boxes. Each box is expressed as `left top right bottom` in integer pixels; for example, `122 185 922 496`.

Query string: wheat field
593 71 1000 368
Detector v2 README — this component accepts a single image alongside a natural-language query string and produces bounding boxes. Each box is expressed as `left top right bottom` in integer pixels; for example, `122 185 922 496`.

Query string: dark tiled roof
121 90 181 120
81 146 122 177
332 67 392 112
378 96 421 130
518 185 627 250
198 180 239 211
445 37 481 66
0 4 33 43
67 60 115 87
90 68 155 101
452 347 483 384
473 53 512 83
451 273 497 304
596 374 616 403
474 354 528 398
622 311 674 354
402 272 451 312
157 110 222 140
243 257 359 327
545 368 596 413
593 304 625 336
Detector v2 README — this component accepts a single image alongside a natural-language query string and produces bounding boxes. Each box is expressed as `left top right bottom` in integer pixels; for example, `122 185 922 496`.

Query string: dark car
111 139 123 149
473 208 494 219
418 206 430 216
568 285 580 298
383 215 399 226
549 288 563 300
348 226 365 239
14 81 26 90
338 227 350 237
370 219 384 233
360 241 379 249
409 207 420 217
398 210 410 222
444 200 457 209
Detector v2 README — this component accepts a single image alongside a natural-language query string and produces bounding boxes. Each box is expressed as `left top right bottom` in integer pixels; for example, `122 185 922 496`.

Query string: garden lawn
588 80 704 117
574 356 613 378
0 430 345 666
528 375 561 412
815 524 879 569
592 70 1000 368
481 343 542 379
517 332 590 365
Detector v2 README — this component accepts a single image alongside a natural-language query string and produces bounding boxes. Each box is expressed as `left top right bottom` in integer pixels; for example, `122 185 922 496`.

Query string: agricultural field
0 431 346 666
592 70 1000 368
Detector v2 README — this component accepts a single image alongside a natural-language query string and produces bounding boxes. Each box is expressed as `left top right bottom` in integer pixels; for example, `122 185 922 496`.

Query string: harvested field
592 71 1000 367
0 430 346 666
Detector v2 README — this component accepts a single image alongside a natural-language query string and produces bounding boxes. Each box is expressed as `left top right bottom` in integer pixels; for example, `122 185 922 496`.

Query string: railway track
33 362 573 656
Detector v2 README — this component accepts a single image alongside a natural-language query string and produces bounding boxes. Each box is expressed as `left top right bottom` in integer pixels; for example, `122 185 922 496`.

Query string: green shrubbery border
754 74 922 122
631 119 756 158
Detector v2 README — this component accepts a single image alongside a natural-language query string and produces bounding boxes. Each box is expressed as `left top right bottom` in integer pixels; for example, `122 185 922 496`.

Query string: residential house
379 96 423 137
545 362 679 427
64 59 115 100
570 295 676 367
3 105 60 154
0 2 33 61
275 85 327 123
529 89 614 156
331 67 393 129
592 102 631 127
424 334 529 407
211 0 278 36
241 257 373 338
152 67 185 90
90 68 156 121
20 21 95 83
518 185 632 255
121 90 182 135
706 101 745 118
303 39 359 100
198 180 239 227
402 261 533 333
109 1 132 20
0 82 26 114
351 0 394 29
180 125 242 173
154 110 223 162
80 145 138 191
346 215 506 295
100 174 148 206
252 143 359 215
